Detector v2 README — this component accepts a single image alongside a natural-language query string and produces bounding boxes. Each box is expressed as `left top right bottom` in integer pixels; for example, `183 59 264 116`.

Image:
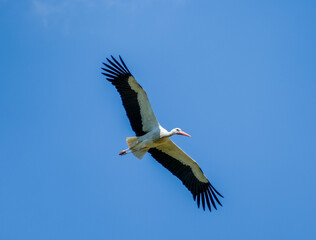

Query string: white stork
101 56 223 212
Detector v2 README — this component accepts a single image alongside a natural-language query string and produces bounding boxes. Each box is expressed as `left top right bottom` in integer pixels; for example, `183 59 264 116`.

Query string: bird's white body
124 126 172 159
130 126 169 149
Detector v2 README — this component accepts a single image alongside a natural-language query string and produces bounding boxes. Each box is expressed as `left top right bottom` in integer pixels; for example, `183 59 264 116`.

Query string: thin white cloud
31 0 186 16
31 0 187 28
32 0 56 17
31 0 124 17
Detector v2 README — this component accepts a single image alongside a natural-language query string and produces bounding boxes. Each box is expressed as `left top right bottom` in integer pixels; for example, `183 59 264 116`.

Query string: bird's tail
126 137 148 160
126 137 138 148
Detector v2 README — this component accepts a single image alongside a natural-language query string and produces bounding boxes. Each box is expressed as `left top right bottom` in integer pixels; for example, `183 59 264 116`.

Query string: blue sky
1 0 316 239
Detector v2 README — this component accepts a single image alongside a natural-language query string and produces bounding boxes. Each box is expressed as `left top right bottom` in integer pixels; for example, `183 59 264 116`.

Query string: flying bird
101 56 223 211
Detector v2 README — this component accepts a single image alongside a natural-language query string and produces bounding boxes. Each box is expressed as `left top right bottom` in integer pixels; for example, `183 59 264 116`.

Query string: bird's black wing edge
148 148 223 212
101 56 146 136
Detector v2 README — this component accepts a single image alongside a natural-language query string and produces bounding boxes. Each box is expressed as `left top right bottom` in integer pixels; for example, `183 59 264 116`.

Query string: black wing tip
210 183 224 198
119 55 131 74
148 148 223 213
194 182 223 212
101 55 132 78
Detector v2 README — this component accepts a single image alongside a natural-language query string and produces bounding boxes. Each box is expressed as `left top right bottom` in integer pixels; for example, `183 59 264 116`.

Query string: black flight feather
148 147 223 212
101 56 146 136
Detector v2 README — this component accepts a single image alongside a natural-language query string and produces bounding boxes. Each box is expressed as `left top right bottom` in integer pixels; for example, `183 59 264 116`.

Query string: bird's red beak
178 131 191 137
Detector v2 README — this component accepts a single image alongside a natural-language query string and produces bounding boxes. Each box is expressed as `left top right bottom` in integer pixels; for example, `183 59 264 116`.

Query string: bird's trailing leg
119 148 131 155
119 137 139 156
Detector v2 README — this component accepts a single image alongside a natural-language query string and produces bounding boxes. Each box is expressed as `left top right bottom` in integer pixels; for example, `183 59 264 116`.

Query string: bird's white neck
167 129 178 137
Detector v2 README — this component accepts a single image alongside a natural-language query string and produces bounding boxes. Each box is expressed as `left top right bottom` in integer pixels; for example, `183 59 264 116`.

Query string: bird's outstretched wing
148 139 223 211
102 56 159 136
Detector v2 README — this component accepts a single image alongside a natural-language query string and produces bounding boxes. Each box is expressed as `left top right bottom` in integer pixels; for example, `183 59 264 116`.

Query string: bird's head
171 128 191 137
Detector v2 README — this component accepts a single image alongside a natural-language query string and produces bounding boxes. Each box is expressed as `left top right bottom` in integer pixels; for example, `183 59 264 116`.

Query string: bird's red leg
119 150 126 155
119 148 130 155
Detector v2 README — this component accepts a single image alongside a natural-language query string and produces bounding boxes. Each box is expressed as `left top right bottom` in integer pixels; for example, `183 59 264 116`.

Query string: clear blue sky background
1 0 315 239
